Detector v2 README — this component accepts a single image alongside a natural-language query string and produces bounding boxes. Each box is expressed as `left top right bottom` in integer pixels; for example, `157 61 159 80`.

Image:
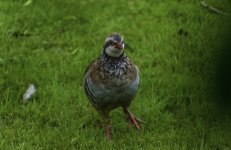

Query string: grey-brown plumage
84 33 143 139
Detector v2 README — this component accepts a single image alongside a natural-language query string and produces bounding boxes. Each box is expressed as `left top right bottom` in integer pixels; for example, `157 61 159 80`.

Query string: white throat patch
105 45 124 57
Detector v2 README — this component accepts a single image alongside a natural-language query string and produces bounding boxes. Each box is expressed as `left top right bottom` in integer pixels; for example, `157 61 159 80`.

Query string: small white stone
23 84 36 103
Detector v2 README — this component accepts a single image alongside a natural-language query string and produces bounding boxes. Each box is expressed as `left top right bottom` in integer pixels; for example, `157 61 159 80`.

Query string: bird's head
103 32 125 58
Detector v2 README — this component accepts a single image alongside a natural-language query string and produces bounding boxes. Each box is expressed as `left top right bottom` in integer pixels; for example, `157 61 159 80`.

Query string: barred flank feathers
84 77 96 104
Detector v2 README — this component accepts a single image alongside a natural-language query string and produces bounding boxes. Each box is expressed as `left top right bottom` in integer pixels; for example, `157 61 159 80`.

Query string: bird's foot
123 108 144 130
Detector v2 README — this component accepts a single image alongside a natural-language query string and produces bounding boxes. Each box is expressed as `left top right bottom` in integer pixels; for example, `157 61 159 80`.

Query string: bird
83 32 143 139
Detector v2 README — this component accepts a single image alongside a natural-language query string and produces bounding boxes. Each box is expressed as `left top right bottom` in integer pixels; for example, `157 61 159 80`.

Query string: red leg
123 108 144 130
102 112 111 139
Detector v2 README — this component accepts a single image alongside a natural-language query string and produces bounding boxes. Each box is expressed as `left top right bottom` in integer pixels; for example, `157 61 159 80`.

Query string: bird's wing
83 59 98 104
126 58 139 82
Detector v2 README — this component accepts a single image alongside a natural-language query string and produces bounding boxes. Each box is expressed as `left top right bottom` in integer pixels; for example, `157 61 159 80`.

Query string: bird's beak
115 43 124 50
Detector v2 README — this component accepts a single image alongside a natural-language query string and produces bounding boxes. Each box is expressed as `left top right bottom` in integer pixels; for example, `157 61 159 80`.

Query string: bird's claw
124 108 144 130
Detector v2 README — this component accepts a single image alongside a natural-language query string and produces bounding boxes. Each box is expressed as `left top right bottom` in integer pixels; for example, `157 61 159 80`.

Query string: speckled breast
86 66 140 110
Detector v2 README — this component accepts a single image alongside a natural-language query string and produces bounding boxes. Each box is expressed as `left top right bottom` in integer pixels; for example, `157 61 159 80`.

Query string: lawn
0 0 231 149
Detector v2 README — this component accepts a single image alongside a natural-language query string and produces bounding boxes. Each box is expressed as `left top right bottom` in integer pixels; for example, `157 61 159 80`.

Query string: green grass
0 0 231 149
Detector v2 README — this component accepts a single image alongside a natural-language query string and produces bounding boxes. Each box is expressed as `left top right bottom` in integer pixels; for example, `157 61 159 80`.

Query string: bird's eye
109 41 116 45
